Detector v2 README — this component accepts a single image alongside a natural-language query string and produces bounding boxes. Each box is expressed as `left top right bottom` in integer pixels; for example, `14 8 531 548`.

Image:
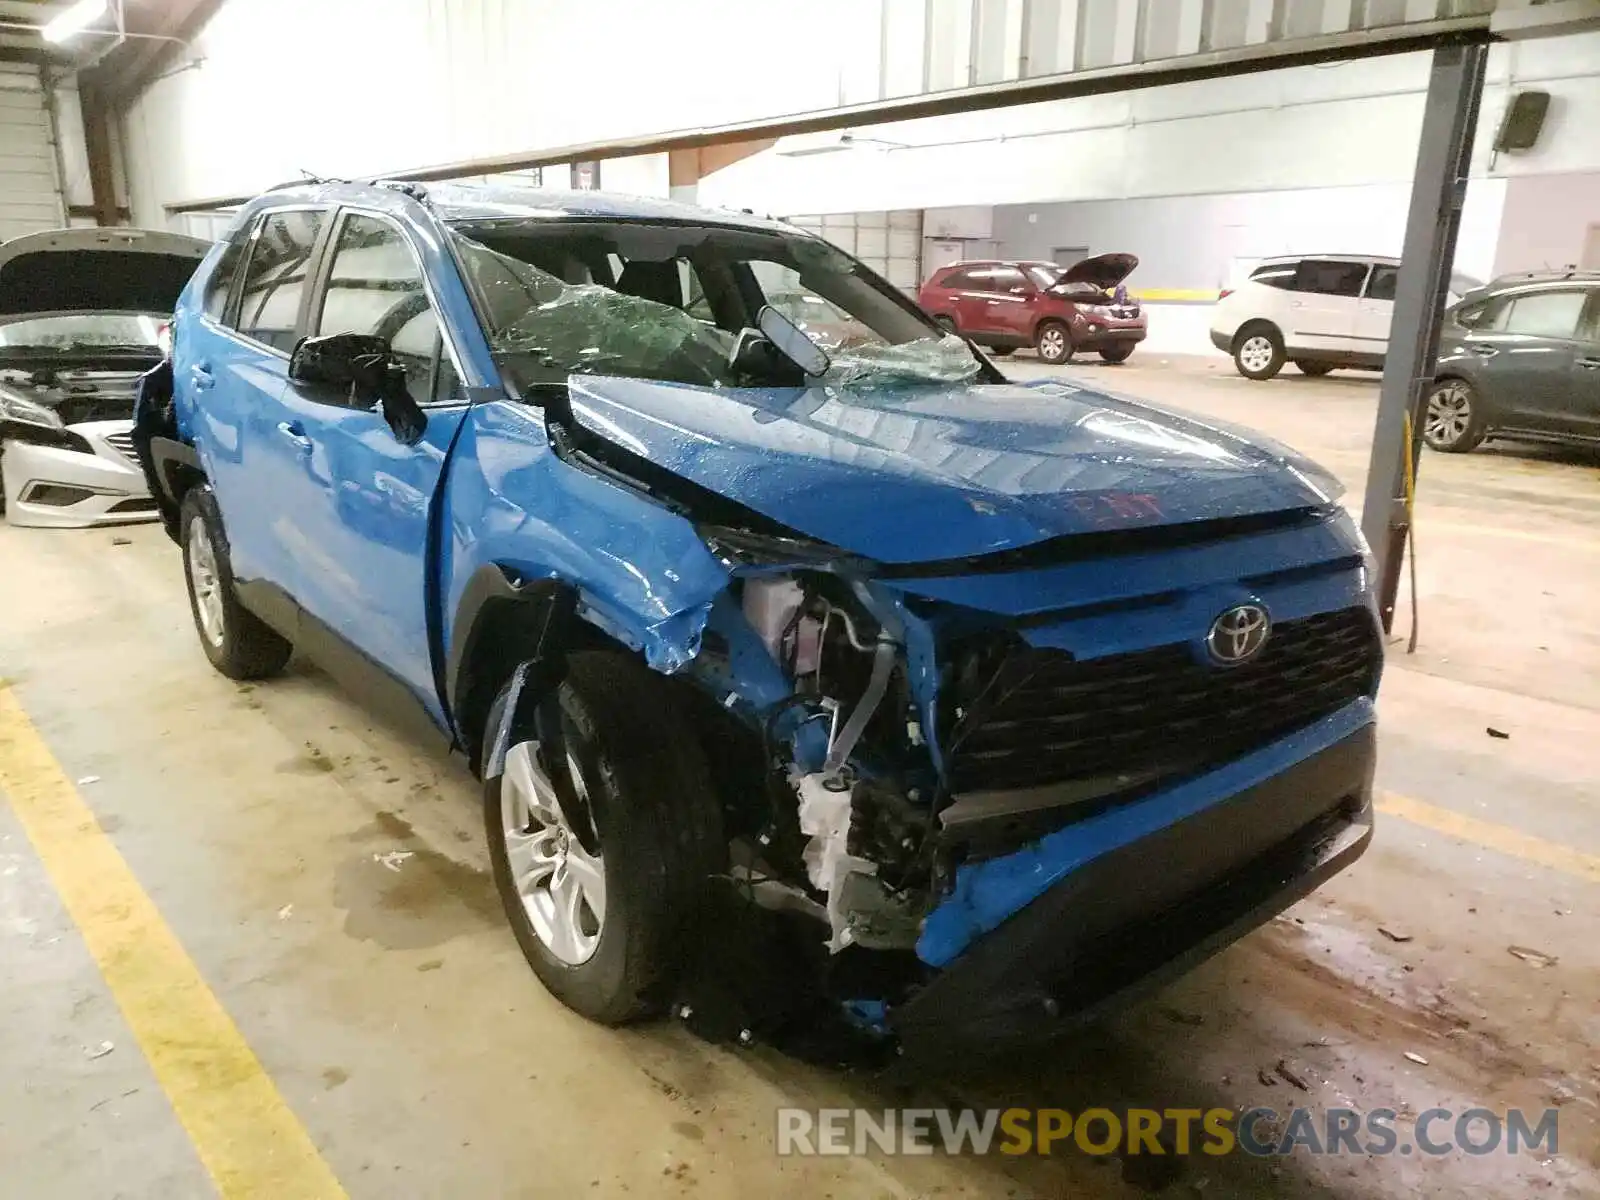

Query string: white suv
1209 255 1479 381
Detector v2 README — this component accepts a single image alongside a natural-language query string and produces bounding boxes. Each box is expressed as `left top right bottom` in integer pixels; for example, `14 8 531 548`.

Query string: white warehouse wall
121 0 868 224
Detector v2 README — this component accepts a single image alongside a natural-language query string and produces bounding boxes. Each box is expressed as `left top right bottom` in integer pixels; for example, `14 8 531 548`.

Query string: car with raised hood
917 254 1146 364
0 228 208 527
1424 270 1600 454
137 182 1380 1059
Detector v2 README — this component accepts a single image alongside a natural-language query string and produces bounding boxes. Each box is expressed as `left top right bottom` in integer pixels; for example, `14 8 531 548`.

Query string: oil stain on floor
334 811 500 950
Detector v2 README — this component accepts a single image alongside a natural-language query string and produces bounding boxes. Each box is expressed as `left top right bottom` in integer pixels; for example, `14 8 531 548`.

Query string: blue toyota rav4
136 180 1380 1056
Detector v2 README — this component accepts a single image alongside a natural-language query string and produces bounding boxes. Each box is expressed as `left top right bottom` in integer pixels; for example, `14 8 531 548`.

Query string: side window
940 268 980 290
315 213 437 406
988 266 1030 293
1293 260 1370 298
235 210 325 352
1249 264 1297 291
1366 265 1398 302
202 235 248 322
1499 289 1588 339
1581 290 1600 342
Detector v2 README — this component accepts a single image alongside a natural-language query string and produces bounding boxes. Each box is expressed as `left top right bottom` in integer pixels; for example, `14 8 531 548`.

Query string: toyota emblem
1207 604 1271 666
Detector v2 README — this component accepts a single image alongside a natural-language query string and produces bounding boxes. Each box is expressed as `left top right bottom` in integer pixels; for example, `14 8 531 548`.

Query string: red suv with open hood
918 254 1145 365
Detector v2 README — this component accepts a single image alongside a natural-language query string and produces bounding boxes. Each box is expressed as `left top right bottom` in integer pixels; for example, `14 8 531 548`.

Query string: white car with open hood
0 227 208 527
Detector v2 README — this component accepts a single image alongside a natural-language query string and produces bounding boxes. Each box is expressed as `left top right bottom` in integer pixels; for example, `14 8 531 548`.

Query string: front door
264 210 469 724
1464 286 1593 432
963 263 1037 340
1286 259 1369 355
191 207 329 590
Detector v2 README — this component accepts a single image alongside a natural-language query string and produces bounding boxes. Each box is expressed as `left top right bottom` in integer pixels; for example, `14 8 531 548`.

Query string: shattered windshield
0 312 163 356
449 219 985 392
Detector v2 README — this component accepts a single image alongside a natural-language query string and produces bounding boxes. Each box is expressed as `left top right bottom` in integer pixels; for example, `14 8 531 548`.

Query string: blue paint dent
438 400 732 674
917 698 1377 967
568 375 1334 565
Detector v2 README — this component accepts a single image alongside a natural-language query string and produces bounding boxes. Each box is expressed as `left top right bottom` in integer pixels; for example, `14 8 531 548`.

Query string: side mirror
289 332 390 391
757 304 831 377
288 332 427 446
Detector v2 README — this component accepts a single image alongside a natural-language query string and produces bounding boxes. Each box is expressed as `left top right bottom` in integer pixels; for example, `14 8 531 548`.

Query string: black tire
1423 378 1486 453
933 315 958 333
1294 360 1334 377
1036 320 1073 364
987 346 1014 357
483 651 725 1025
179 486 292 680
1232 323 1286 381
1098 344 1135 364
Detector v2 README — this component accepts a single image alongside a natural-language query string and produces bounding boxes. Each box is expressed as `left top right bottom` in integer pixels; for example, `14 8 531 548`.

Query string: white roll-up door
785 210 925 296
0 65 64 242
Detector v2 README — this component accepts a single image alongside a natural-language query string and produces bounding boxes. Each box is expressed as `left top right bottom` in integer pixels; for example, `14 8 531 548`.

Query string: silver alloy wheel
500 739 606 966
1039 326 1067 359
1426 382 1473 446
1238 335 1275 374
187 517 226 648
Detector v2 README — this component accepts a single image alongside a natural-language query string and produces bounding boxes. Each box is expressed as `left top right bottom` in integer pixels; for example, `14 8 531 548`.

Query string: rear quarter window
202 236 248 322
1248 264 1297 291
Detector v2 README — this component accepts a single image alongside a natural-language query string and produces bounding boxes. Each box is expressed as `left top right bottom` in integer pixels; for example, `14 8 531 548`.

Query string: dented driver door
268 210 470 728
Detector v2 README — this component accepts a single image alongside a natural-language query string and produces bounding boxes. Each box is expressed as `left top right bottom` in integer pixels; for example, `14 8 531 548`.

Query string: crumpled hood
567 376 1338 564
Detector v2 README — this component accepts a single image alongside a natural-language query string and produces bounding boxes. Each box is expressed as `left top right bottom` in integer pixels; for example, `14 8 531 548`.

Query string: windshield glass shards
449 219 984 394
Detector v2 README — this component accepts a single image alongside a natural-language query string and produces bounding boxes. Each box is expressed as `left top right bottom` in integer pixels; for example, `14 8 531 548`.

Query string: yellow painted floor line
0 687 347 1200
1379 790 1600 886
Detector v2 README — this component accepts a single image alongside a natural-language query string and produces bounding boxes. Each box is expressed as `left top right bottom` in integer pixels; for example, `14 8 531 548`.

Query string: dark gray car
1426 272 1600 453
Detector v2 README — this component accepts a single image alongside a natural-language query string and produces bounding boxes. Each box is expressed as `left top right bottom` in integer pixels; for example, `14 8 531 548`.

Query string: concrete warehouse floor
1 356 1596 1199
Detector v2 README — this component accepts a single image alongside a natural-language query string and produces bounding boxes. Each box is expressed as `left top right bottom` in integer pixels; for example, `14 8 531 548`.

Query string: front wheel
484 651 725 1025
180 486 291 680
1098 344 1135 364
1036 320 1073 364
1233 325 1285 380
1423 379 1486 453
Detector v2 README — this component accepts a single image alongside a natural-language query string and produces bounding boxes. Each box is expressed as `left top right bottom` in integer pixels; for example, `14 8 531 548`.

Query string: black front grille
945 607 1380 795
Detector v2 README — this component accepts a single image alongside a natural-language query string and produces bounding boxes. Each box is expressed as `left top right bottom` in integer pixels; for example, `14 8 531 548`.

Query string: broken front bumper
2 421 158 528
893 700 1375 1060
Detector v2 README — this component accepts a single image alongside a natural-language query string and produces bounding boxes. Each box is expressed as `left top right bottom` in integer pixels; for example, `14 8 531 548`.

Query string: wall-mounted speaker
1494 90 1551 153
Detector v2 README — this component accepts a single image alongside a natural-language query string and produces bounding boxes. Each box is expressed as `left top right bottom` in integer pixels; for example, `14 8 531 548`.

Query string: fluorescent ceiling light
43 0 109 44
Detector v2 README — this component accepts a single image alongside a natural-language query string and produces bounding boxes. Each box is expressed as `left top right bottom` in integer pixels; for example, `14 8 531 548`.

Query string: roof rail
375 180 430 203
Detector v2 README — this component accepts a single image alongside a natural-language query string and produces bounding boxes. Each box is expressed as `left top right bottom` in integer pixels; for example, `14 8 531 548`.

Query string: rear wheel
1098 344 1135 364
1294 360 1334 376
180 486 291 680
1036 320 1073 364
483 651 725 1024
987 346 1014 357
1423 378 1485 453
1233 324 1285 381
933 315 957 334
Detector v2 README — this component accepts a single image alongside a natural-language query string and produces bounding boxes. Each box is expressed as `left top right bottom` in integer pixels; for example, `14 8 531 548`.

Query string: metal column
1361 40 1489 634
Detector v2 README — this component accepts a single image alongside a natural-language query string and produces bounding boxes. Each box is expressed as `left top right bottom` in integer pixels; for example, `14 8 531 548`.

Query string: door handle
1289 300 1305 309
1578 357 1600 370
189 364 214 390
276 421 313 452
1467 343 1500 357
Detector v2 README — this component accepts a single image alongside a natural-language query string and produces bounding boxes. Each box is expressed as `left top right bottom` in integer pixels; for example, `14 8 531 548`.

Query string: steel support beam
1361 41 1488 635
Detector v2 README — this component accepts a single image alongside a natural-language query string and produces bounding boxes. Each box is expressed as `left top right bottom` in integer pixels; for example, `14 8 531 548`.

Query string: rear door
1353 262 1397 358
187 206 329 588
1455 286 1593 430
1285 259 1368 355
267 208 470 720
